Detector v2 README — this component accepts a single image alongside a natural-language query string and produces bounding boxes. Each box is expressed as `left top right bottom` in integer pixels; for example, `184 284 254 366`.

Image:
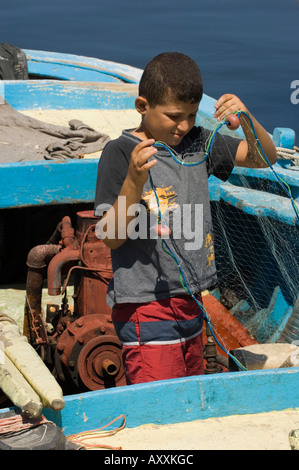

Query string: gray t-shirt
94 126 241 307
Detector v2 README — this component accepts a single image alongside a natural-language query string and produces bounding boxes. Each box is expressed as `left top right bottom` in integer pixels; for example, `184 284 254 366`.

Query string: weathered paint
2 156 298 224
210 167 299 203
24 49 143 84
0 159 99 208
38 368 299 434
219 183 298 226
2 81 138 111
229 165 299 199
27 61 122 83
229 287 296 344
273 127 296 149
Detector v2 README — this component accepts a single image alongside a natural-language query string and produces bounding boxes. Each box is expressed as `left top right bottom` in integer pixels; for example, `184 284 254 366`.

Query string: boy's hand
128 139 158 188
214 94 249 122
214 94 277 169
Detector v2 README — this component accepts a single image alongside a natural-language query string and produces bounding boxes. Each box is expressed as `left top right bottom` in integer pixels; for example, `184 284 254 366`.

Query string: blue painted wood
273 127 296 149
229 166 299 200
39 368 299 435
237 287 294 343
0 159 99 209
1 81 138 111
27 61 122 82
24 49 143 84
219 183 299 226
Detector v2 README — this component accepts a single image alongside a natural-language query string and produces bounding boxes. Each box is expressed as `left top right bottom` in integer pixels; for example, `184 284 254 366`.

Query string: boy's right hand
127 139 158 188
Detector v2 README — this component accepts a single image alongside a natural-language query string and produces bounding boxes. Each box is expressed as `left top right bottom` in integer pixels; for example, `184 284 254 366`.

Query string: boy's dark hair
139 52 203 106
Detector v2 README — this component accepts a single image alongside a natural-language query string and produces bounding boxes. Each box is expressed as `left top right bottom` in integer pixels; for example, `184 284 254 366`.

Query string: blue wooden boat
0 50 298 448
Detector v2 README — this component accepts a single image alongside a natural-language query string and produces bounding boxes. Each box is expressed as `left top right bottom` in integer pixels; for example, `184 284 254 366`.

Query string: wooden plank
27 61 122 82
219 183 299 226
1 81 138 111
41 367 299 435
24 49 143 84
0 159 99 208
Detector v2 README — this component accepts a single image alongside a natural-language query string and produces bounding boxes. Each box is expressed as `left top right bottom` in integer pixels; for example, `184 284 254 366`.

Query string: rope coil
0 414 51 436
67 414 126 450
276 146 299 165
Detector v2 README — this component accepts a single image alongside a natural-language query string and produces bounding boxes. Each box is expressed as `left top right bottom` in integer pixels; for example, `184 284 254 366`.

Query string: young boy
94 52 277 385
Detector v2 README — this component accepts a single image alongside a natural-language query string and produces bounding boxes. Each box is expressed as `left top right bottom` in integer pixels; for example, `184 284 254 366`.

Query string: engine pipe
47 249 80 296
102 358 119 376
23 244 61 342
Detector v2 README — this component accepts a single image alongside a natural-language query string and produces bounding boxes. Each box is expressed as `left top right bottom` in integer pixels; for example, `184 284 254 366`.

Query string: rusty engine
23 210 127 392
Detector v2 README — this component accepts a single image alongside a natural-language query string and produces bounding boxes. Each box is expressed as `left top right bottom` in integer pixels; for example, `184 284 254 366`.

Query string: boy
94 52 277 384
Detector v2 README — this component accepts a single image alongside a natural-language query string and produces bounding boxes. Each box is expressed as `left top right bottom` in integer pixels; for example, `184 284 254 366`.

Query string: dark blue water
1 0 299 139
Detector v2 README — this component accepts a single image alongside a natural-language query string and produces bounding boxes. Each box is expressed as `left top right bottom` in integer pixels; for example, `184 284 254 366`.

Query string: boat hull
0 50 298 421
43 368 299 434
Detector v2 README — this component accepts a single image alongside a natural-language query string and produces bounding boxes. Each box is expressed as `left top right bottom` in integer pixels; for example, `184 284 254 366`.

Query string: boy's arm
99 139 157 249
214 94 277 168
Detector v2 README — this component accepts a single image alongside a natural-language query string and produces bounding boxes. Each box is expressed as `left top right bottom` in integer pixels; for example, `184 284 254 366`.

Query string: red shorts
112 294 204 384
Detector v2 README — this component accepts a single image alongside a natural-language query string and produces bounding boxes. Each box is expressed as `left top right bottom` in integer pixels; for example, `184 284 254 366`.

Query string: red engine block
24 210 126 392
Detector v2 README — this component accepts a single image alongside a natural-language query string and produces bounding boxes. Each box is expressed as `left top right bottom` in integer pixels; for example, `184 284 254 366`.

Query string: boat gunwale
1 366 297 435
23 49 143 84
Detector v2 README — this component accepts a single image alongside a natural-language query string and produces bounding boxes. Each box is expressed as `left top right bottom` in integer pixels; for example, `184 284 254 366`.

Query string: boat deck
21 108 140 158
76 408 299 450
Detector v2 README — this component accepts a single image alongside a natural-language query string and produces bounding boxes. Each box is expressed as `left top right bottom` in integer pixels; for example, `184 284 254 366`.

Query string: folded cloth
0 99 110 162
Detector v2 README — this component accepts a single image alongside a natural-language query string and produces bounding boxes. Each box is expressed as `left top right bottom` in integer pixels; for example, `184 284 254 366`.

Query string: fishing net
209 116 299 345
147 111 299 353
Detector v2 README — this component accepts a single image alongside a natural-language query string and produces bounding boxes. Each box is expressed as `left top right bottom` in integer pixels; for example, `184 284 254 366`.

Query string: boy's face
136 97 199 147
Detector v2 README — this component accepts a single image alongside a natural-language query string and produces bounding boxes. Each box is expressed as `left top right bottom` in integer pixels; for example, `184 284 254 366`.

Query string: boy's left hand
214 93 277 168
214 94 248 122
